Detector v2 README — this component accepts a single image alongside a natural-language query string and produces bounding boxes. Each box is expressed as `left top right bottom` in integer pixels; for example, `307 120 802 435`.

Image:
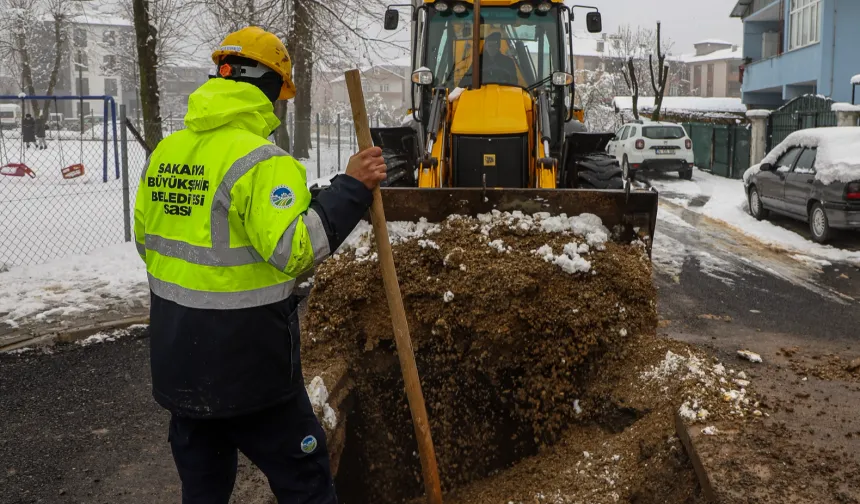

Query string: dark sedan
745 142 860 243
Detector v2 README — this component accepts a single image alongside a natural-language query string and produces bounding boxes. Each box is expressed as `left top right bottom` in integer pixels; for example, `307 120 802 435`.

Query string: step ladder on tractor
0 97 86 180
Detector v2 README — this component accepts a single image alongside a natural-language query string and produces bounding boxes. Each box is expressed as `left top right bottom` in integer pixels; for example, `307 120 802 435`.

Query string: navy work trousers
168 388 336 504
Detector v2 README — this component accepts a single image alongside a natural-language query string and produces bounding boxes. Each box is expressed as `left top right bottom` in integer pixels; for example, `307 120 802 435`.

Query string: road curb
0 316 150 353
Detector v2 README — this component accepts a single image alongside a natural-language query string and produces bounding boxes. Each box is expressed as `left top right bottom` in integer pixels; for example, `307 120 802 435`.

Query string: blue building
731 0 860 107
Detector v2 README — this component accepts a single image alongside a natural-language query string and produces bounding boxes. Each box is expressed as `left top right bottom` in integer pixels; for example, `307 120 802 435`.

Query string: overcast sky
583 0 744 54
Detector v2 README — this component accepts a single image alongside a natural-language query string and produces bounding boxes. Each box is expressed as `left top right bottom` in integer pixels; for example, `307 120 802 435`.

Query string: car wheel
809 202 832 243
622 155 630 181
748 186 769 220
679 166 693 180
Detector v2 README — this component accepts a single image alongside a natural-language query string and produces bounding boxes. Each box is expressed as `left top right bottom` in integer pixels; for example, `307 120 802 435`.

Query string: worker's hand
346 146 387 190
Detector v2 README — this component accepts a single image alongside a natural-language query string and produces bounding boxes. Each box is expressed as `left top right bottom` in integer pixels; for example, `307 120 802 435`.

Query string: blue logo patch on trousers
300 435 318 454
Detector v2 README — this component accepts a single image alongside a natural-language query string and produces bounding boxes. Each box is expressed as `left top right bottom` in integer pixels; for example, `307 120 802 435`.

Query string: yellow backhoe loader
331 0 658 253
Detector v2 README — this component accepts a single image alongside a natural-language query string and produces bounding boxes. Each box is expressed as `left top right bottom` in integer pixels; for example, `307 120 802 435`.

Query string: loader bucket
372 187 659 258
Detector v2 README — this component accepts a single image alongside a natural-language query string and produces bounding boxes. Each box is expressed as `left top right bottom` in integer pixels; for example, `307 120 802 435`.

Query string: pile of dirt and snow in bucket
300 210 765 503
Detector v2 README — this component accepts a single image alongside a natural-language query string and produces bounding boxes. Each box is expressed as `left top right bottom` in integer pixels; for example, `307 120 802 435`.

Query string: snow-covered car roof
755 127 860 185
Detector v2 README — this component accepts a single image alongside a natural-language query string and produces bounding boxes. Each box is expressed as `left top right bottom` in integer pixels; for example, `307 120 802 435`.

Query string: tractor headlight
434 1 449 12
412 68 434 86
519 3 534 14
552 71 574 86
452 2 467 14
537 2 552 13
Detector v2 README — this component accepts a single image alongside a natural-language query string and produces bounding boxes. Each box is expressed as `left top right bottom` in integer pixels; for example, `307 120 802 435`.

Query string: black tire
622 155 631 181
809 202 832 243
748 186 769 220
571 152 624 190
679 167 693 180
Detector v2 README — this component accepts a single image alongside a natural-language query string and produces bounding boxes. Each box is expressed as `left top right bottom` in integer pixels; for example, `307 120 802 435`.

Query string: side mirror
412 67 434 86
552 71 573 87
760 162 773 171
586 12 603 33
384 8 399 30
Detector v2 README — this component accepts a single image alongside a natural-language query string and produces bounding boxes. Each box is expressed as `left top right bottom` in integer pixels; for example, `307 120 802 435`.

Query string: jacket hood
184 79 281 137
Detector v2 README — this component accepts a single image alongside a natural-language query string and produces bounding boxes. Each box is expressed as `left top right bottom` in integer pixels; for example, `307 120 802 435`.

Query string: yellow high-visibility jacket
134 78 373 418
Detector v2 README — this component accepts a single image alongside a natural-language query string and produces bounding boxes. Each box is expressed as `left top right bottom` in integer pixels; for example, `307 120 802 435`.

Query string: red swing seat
0 163 36 178
62 164 85 179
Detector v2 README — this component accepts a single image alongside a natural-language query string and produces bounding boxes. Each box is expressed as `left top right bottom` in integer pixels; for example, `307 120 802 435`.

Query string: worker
481 32 518 84
458 31 519 87
133 26 386 504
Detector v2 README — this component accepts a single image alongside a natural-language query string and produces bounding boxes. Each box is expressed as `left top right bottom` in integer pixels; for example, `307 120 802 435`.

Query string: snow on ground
652 229 742 286
650 168 860 265
0 142 350 327
0 243 148 328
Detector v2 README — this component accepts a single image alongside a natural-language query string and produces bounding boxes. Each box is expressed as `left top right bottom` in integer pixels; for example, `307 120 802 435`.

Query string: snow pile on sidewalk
0 243 148 328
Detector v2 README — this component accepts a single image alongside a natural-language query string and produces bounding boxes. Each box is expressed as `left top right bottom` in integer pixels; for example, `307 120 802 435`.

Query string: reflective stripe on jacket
134 78 328 310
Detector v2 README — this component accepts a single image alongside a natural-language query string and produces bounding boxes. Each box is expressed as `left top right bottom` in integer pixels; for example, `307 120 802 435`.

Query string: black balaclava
218 55 284 103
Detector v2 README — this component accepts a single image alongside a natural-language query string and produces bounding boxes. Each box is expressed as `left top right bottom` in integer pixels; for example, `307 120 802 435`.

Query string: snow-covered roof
759 128 860 185
330 64 406 83
682 46 743 64
695 39 732 46
69 14 132 27
613 96 746 114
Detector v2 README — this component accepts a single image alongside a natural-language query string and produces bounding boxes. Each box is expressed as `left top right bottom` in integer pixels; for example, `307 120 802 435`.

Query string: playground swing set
0 97 88 180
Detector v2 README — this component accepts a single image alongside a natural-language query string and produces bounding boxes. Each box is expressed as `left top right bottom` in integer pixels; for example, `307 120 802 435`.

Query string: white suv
606 121 695 180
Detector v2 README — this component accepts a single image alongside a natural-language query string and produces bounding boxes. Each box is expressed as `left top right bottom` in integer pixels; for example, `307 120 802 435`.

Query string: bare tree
647 22 670 122
132 0 163 148
0 0 73 120
192 0 399 159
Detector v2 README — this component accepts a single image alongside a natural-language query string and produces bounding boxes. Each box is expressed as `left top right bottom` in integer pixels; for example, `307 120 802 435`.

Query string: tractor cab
381 0 602 189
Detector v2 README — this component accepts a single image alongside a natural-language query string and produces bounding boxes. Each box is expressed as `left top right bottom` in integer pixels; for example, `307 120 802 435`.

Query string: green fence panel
712 126 731 177
690 124 713 170
731 126 751 179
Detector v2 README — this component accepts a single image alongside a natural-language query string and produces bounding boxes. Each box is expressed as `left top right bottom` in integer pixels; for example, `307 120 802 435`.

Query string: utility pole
75 54 85 133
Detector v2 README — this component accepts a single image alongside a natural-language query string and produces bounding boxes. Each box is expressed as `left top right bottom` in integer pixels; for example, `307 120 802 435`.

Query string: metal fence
681 122 751 179
1 100 397 268
0 96 122 267
767 95 837 151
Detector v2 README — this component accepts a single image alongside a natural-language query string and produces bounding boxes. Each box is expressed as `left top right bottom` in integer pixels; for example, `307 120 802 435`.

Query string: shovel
344 69 444 504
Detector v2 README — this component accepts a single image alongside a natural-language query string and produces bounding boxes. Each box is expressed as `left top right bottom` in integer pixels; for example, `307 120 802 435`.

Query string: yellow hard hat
211 26 297 100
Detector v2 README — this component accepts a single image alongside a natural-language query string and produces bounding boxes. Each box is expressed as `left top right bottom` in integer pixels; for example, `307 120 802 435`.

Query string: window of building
706 64 715 97
789 0 820 51
103 30 116 47
380 83 390 92
103 55 117 74
693 65 702 95
78 77 90 96
728 80 742 97
104 78 118 97
73 27 87 48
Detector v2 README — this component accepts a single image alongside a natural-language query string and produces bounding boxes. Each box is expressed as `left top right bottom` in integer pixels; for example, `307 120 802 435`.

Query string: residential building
328 60 411 112
731 0 860 107
682 40 744 98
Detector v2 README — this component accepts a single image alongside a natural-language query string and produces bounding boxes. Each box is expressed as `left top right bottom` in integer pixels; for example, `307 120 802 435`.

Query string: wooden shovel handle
344 69 443 504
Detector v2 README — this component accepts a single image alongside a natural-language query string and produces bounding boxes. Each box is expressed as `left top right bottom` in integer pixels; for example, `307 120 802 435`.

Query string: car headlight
434 1 449 12
519 3 533 14
452 2 467 14
537 2 552 12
